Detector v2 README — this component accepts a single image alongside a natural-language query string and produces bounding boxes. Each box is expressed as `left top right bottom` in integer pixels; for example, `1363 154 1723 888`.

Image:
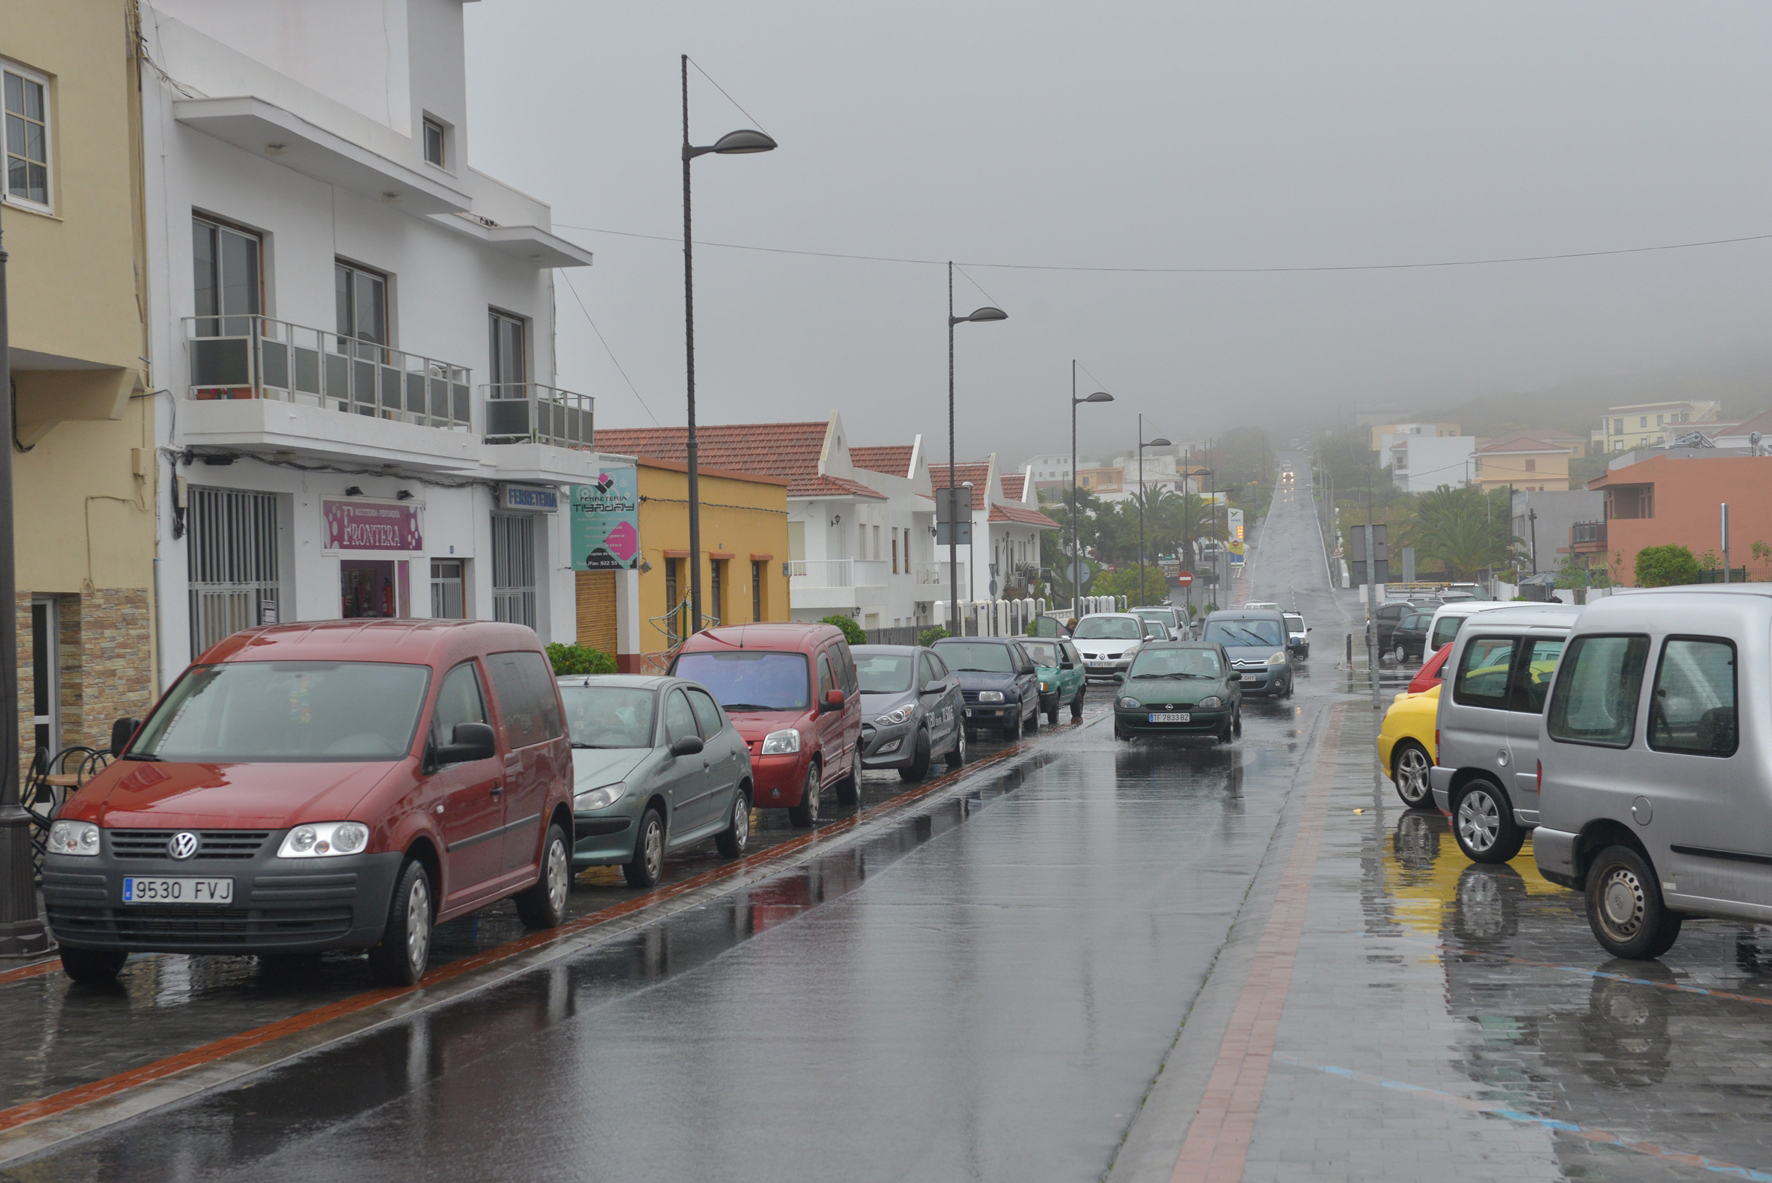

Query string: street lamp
947 262 1006 637
1183 461 1212 620
1137 415 1171 609
1069 361 1113 618
682 54 776 637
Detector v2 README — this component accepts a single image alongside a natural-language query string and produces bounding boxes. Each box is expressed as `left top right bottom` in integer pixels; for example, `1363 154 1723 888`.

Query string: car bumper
963 703 1020 728
42 843 403 955
572 810 638 866
746 750 812 807
1114 707 1230 736
1532 826 1580 889
1430 765 1452 814
860 721 916 769
1233 667 1283 694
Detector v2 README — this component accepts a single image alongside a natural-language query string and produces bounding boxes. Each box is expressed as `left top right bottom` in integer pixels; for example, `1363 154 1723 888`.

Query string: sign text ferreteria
322 499 424 552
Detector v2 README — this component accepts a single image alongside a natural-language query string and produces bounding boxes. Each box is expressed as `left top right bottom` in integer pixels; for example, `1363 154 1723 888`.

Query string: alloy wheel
1395 746 1431 805
1456 788 1501 853
544 835 569 915
732 795 750 850
642 817 664 880
405 876 431 975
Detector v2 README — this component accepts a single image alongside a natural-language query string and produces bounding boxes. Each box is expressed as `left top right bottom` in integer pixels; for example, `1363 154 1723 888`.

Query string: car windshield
1128 649 1222 679
1074 617 1142 640
558 685 657 748
1284 615 1304 633
1020 640 1060 666
673 651 809 712
130 661 430 762
1203 619 1284 647
935 642 1014 673
856 654 914 694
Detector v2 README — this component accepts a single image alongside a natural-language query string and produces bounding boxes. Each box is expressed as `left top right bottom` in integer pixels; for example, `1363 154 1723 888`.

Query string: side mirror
1112 672 1125 683
1021 664 1036 677
820 689 845 713
436 721 497 765
921 680 945 695
1228 672 1242 683
109 716 141 756
1060 659 1074 670
669 734 705 758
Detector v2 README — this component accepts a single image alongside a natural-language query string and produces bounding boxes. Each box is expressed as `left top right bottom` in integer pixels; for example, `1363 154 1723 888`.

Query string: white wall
1393 435 1476 492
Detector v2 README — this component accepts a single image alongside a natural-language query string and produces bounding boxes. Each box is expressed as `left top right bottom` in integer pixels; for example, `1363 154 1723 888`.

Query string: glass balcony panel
190 338 250 389
293 346 321 395
260 338 289 392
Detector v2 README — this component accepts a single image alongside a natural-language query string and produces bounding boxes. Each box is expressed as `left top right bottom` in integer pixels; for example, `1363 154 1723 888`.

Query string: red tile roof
595 422 863 498
988 504 1060 529
793 473 887 500
999 474 1026 501
1477 432 1577 455
928 462 993 509
850 445 914 478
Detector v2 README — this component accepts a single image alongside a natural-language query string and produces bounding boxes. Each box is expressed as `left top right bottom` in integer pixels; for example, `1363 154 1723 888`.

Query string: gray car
1199 610 1294 697
852 645 966 781
558 674 753 888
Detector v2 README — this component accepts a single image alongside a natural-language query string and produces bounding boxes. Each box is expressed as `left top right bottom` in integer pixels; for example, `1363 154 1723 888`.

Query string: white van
1424 600 1515 658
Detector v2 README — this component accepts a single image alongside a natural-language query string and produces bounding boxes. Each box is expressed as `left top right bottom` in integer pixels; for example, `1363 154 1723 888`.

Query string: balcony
786 559 889 612
484 384 594 449
1571 520 1607 552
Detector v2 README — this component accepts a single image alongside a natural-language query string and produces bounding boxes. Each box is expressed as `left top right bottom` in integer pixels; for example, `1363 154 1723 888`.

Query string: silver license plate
122 876 234 905
1149 712 1190 723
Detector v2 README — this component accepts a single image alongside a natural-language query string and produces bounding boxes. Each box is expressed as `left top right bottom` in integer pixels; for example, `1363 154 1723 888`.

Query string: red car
670 623 863 827
1407 642 1453 694
41 620 575 987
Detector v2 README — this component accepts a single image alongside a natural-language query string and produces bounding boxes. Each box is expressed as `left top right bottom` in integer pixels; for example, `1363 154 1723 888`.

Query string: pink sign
323 500 423 552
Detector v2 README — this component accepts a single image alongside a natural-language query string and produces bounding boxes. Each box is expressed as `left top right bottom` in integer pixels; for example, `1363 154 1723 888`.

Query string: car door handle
490 781 504 797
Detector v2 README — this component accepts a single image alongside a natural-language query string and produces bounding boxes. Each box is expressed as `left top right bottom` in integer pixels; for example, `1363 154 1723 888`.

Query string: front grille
47 903 354 947
108 830 274 861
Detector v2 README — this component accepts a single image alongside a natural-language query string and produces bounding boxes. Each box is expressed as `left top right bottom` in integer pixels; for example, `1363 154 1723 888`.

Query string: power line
686 57 772 137
559 270 661 427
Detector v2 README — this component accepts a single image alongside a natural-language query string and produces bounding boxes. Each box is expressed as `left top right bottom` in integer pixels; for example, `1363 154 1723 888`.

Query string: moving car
558 674 753 887
1377 685 1439 808
1112 641 1242 742
670 623 863 827
932 636 1041 739
1071 613 1149 680
852 645 966 781
1199 609 1294 698
1019 636 1087 724
1283 611 1309 660
42 620 575 987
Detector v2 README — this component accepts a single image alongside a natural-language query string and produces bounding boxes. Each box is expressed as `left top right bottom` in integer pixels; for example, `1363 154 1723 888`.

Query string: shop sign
571 465 641 570
500 484 560 513
322 499 424 552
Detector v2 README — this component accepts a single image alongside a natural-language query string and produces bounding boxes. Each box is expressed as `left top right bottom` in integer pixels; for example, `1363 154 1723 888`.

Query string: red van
40 620 575 987
669 623 863 826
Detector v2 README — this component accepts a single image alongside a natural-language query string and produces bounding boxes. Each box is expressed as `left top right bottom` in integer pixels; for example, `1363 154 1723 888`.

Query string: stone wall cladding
14 587 153 782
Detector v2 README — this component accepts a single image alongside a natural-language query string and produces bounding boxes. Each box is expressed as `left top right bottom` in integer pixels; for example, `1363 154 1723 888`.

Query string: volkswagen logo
167 831 201 861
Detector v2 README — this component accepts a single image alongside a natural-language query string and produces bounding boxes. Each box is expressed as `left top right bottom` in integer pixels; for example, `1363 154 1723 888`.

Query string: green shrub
821 615 868 646
918 627 950 647
1634 544 1699 588
546 642 617 676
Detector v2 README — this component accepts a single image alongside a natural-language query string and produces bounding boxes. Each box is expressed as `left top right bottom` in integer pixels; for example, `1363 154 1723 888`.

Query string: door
687 687 741 832
918 652 952 750
430 661 507 907
483 650 565 878
659 688 711 837
1504 632 1567 819
1011 643 1038 719
1448 634 1520 787
1061 641 1086 702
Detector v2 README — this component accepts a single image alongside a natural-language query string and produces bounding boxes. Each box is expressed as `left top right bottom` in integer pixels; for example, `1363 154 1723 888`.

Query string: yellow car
1377 684 1438 809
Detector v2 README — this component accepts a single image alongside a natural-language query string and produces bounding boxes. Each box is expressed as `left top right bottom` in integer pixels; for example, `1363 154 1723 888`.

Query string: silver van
1534 587 1755 960
1431 603 1582 864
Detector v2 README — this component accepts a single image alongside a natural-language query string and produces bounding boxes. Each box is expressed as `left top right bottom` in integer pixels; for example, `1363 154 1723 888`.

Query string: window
422 116 446 167
672 651 809 711
817 653 835 700
1547 635 1650 748
1453 636 1517 710
335 260 388 348
485 650 564 747
3 63 50 208
686 687 724 737
490 514 537 628
663 689 698 746
873 525 881 562
1639 416 1648 428
710 558 725 626
917 652 939 688
31 596 58 758
489 310 527 389
430 559 465 618
751 560 764 621
1647 637 1737 756
193 217 262 338
1656 414 1664 426
892 529 900 574
1613 418 1623 435
928 652 951 679
1508 637 1566 714
1524 459 1536 472
1613 440 1624 452
187 486 281 658
431 661 488 748
665 558 682 642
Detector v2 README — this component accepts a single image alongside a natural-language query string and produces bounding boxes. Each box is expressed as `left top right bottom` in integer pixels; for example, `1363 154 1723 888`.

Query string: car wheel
1390 741 1433 809
368 858 433 987
945 724 966 768
1025 697 1039 732
1395 645 1407 663
715 788 751 858
623 807 666 887
1047 698 1060 726
514 822 571 929
1451 778 1525 864
1217 717 1233 744
1070 688 1084 721
964 725 978 743
1586 845 1683 960
788 762 821 828
899 728 932 783
836 746 865 806
1005 706 1022 741
60 947 126 986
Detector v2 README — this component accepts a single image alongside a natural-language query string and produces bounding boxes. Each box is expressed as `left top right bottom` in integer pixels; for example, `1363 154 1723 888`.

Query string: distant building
1075 465 1124 495
1473 434 1578 493
1591 451 1772 583
1025 453 1075 491
1370 422 1462 452
1591 399 1722 454
1388 434 1477 492
1511 489 1604 577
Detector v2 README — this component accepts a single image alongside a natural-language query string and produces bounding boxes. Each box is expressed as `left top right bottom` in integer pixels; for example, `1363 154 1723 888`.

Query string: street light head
711 129 777 154
964 306 1008 323
1077 391 1113 405
1147 436 1172 448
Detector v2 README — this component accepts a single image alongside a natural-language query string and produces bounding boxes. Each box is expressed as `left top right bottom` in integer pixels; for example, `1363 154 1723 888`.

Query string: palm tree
1409 486 1521 580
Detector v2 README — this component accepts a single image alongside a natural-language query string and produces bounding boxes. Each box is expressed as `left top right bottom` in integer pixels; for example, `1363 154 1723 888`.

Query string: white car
1070 613 1148 680
1243 601 1280 611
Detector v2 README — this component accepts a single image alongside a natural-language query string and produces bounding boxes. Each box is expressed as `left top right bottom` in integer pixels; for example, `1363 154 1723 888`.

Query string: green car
1020 636 1087 725
1112 641 1243 743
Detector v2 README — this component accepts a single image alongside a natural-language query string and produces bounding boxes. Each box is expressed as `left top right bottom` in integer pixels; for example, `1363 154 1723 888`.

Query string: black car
1374 598 1441 654
1390 609 1433 664
931 637 1041 740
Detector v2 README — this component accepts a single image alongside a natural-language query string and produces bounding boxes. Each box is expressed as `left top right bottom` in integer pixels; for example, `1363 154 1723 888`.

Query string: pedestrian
1064 616 1078 637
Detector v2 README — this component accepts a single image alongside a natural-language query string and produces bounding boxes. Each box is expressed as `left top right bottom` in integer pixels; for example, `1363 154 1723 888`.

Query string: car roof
199 618 540 666
1575 585 1772 629
1080 612 1141 620
556 673 671 690
1205 609 1284 620
851 644 920 656
933 635 1019 646
677 622 843 652
1136 640 1219 650
1459 603 1583 630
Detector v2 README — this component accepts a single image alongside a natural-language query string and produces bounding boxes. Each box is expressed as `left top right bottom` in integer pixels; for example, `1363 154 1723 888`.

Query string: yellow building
1472 433 1576 493
3 1 157 769
1591 399 1722 454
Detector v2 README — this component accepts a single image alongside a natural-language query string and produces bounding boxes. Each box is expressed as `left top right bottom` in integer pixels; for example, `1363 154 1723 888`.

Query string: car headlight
1268 651 1288 665
46 820 100 857
977 691 1005 703
761 728 801 755
574 782 628 812
874 707 913 726
1197 696 1223 709
277 821 370 858
1118 696 1140 709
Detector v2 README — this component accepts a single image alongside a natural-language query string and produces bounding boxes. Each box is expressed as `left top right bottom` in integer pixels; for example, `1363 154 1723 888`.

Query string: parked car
1425 600 1515 656
1430 604 1580 864
669 623 863 827
1283 612 1310 659
1378 685 1439 808
1112 641 1242 743
1140 619 1173 641
1071 613 1150 680
1132 605 1187 639
1391 609 1433 664
932 636 1041 740
1408 643 1453 694
1199 609 1294 698
1019 636 1087 724
852 644 966 781
1374 599 1439 655
41 620 575 987
557 674 753 887
1534 587 1759 960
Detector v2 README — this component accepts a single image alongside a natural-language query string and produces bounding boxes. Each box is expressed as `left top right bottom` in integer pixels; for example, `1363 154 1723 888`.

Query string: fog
462 1 1772 461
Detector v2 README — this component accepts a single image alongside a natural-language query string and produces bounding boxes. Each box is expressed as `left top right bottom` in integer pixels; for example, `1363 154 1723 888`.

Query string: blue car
931 637 1041 740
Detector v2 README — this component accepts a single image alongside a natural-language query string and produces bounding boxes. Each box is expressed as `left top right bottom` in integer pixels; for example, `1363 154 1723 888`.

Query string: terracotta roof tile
850 445 914 478
595 422 851 497
928 462 993 509
1000 474 1026 501
988 504 1060 529
794 474 887 500
1477 432 1577 455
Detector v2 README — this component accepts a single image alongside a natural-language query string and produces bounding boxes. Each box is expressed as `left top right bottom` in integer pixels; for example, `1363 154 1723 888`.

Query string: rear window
1508 637 1566 714
675 651 810 712
934 642 1015 673
486 651 565 748
1203 619 1283 648
1074 617 1143 640
1647 637 1737 757
1429 615 1463 651
1453 636 1517 710
1547 634 1650 748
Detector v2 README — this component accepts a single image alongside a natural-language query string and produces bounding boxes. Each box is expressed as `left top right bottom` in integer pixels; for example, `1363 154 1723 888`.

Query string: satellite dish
1753 431 1763 456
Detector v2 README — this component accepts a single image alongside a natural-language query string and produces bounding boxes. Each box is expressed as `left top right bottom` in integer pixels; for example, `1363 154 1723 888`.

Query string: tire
1024 698 1039 732
1070 688 1084 721
60 947 126 986
1232 705 1242 737
945 724 966 769
1005 706 1022 741
1047 699 1060 726
1451 778 1525 864
623 807 666 887
368 858 434 987
1217 718 1233 744
836 747 865 806
899 729 932 783
1390 741 1433 809
1114 722 1129 741
715 787 751 858
514 822 571 929
1586 845 1683 960
788 762 821 828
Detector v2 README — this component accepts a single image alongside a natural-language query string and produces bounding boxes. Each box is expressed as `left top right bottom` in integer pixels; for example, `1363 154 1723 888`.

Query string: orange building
1590 452 1772 584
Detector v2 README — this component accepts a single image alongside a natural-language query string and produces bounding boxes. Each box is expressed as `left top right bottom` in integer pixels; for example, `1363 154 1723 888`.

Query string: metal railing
1571 520 1606 547
784 558 890 588
484 383 594 449
911 561 950 586
184 315 472 430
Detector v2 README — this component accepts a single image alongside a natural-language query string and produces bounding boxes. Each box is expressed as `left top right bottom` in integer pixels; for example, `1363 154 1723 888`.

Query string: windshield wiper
570 742 633 750
121 752 160 761
719 703 781 712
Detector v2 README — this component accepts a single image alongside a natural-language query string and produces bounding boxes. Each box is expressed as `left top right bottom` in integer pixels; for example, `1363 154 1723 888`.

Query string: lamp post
1069 361 1113 618
947 262 1006 637
1185 461 1212 621
682 54 775 636
1137 415 1171 608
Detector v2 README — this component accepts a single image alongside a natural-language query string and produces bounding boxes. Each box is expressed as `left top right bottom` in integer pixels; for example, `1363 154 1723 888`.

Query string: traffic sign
1175 570 1195 587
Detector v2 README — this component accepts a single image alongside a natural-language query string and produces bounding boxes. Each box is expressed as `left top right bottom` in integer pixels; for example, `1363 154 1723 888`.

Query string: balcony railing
1571 520 1607 549
185 315 471 430
484 383 594 449
912 561 950 586
785 559 889 588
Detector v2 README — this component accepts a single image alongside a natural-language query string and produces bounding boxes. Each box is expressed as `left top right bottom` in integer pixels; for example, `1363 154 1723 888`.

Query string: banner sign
500 484 560 513
571 465 641 570
322 499 423 552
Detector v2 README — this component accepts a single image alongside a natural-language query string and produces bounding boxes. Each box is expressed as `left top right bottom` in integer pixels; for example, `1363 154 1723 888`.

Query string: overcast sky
461 1 1772 465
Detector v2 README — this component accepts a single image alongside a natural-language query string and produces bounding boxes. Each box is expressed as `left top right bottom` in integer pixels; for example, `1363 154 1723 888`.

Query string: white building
1025 453 1074 491
1388 433 1477 492
929 458 1060 610
140 0 612 684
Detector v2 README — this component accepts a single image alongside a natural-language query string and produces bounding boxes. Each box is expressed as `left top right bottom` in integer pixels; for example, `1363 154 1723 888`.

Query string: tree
1407 486 1521 580
821 615 867 645
1634 544 1699 588
546 642 616 675
1091 566 1168 605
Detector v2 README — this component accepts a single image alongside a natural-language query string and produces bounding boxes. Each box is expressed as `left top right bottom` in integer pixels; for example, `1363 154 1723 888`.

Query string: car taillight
1434 729 1439 755
1535 760 1542 791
